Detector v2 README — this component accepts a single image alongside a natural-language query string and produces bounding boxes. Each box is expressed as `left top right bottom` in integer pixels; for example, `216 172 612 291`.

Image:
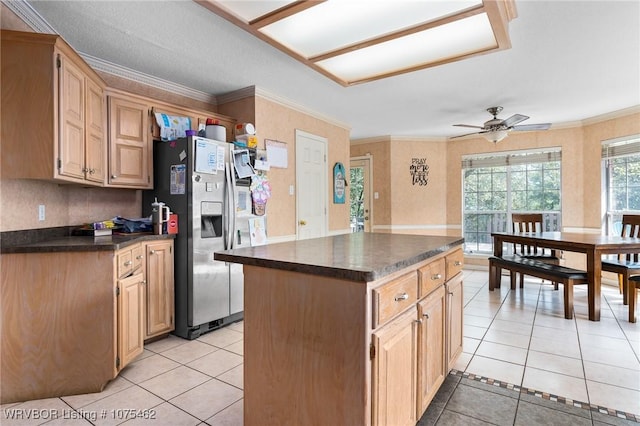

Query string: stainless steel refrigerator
143 136 251 339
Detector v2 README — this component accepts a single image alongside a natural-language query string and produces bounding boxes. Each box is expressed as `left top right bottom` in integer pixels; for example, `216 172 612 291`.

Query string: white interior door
295 130 327 240
350 156 372 232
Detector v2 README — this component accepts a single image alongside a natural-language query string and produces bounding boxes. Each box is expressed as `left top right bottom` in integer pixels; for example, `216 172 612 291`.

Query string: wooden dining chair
628 275 640 323
601 214 640 305
511 213 560 289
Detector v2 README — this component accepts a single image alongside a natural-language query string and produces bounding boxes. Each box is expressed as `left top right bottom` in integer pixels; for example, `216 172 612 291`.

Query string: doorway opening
350 156 372 232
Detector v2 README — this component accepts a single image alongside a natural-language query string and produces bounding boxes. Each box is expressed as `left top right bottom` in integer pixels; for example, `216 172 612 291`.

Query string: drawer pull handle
414 319 423 324
394 293 409 302
136 255 143 260
124 261 132 266
423 313 430 319
431 273 442 280
453 261 462 266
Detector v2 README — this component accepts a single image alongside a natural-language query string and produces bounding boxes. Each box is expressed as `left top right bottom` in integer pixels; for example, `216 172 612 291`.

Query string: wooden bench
489 255 589 319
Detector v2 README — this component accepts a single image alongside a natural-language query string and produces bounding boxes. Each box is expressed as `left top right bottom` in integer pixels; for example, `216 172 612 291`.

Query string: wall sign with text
410 158 429 186
333 162 346 203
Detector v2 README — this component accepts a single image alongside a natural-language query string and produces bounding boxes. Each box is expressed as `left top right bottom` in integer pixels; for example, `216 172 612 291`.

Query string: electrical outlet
289 185 295 195
38 205 45 221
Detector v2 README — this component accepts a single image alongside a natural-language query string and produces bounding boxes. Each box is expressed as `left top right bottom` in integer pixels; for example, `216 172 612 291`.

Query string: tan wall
389 139 448 235
0 180 141 231
249 96 351 238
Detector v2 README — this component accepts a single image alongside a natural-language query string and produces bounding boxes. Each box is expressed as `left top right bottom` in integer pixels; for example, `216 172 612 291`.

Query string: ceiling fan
451 106 551 143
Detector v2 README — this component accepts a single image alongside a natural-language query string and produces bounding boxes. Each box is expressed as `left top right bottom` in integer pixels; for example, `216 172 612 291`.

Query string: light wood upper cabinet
144 240 175 340
108 95 152 188
1 30 107 186
85 78 107 183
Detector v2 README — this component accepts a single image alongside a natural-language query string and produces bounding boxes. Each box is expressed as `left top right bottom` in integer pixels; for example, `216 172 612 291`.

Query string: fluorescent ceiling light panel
197 0 516 86
260 0 482 57
317 13 496 82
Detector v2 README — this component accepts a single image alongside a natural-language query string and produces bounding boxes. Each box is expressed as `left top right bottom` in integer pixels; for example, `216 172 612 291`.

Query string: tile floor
1 269 638 425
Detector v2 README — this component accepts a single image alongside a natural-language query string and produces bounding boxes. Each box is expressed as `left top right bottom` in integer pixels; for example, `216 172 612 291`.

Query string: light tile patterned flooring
1 269 638 425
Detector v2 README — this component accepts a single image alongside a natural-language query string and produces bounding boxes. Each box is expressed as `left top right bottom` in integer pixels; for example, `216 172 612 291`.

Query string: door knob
365 216 369 220
299 220 307 226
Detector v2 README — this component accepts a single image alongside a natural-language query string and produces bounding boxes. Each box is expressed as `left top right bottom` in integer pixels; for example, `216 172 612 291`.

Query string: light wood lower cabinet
372 308 418 426
446 274 464 371
117 269 145 370
373 248 463 425
144 240 175 340
417 285 446 416
0 238 175 404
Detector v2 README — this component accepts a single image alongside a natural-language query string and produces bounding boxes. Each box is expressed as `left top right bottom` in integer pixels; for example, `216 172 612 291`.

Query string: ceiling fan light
483 129 509 143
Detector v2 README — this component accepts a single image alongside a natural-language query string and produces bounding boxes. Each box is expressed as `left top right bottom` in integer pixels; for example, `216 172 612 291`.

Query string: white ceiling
20 0 640 140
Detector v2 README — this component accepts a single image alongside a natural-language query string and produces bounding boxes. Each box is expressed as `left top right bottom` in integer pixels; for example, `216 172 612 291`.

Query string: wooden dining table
491 231 640 321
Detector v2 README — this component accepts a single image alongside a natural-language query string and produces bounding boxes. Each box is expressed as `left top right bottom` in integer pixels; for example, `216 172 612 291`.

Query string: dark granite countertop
214 233 464 282
1 232 174 254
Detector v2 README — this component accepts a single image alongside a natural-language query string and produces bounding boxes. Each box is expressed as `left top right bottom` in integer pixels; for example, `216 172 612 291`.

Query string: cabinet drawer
445 249 464 280
418 258 445 298
373 272 418 327
132 244 144 272
116 244 142 278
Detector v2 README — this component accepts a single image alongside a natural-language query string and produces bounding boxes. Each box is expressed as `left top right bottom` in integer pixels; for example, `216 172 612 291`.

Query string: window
602 135 640 235
462 148 562 254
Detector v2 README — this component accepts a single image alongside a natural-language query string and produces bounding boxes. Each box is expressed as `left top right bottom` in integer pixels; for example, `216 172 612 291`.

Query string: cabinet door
58 52 85 180
117 272 145 370
446 274 464 371
85 77 106 184
108 96 151 188
417 285 446 417
371 308 417 426
145 240 174 339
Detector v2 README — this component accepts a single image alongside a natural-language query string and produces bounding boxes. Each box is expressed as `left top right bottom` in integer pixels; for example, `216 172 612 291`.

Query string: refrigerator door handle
229 161 238 249
224 163 233 250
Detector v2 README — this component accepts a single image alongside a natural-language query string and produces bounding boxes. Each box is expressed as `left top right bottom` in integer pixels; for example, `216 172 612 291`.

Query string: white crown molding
81 54 217 105
581 105 640 126
351 136 392 145
1 0 56 33
218 86 351 131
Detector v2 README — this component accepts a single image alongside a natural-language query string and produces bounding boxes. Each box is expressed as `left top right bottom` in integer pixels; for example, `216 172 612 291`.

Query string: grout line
449 370 640 423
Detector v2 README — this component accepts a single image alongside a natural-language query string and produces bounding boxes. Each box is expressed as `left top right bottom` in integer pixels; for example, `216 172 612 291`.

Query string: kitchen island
214 233 464 426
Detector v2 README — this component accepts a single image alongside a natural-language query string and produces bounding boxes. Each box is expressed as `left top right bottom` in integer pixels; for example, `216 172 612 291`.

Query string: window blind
601 134 640 159
461 147 562 169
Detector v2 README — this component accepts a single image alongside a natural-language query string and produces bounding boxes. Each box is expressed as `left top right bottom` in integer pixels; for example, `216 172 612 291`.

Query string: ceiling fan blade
453 124 484 129
512 123 552 131
501 114 529 127
450 131 482 139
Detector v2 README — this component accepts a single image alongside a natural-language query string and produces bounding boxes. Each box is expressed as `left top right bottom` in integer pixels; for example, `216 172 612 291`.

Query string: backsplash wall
0 179 141 232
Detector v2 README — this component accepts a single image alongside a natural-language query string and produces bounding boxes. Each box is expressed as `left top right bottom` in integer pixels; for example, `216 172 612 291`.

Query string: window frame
462 148 562 255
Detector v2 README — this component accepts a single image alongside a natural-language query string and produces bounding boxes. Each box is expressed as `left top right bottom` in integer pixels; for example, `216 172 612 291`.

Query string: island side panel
1 251 115 403
243 265 369 426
